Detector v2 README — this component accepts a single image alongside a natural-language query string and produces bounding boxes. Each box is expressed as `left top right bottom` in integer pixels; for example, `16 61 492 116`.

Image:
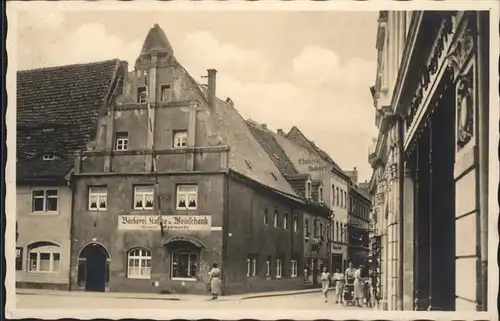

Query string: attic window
245 160 253 170
42 154 56 161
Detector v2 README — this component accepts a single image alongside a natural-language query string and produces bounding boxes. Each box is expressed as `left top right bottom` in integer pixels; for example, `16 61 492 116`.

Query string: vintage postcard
4 0 499 320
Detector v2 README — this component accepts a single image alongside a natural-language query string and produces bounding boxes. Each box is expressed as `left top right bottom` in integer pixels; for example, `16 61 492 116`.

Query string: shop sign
298 158 328 172
331 244 343 253
118 215 211 231
15 247 23 271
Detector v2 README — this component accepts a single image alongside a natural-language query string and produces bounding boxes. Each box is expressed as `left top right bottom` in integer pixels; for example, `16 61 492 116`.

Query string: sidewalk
16 286 334 302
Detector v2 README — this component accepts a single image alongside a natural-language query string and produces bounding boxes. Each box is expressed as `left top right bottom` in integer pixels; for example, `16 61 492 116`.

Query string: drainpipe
476 12 489 311
397 116 405 311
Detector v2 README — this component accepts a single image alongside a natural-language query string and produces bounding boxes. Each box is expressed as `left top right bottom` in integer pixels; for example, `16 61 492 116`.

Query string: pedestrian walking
320 267 331 303
353 265 364 307
332 269 345 304
208 263 222 300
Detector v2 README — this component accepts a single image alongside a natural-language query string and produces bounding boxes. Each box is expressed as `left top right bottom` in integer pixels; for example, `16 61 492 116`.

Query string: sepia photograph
4 1 499 320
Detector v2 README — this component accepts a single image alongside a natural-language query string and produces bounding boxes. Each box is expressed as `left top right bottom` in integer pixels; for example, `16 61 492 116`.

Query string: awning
163 235 206 249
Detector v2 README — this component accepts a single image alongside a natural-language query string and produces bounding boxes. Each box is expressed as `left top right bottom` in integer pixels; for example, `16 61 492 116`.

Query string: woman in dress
353 265 364 307
332 269 345 304
320 267 331 303
208 263 222 300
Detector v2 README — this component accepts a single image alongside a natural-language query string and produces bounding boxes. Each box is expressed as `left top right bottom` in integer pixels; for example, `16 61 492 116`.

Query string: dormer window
42 154 55 161
137 87 147 103
318 186 324 204
305 180 312 199
115 132 129 151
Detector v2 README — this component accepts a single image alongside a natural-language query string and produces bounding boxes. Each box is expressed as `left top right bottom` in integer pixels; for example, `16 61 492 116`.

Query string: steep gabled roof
17 59 122 182
246 121 299 177
139 24 174 56
286 126 344 172
197 87 297 197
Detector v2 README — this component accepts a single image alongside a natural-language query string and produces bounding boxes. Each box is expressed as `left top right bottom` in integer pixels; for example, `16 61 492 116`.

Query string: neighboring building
15 60 122 290
247 121 333 285
285 126 351 273
368 11 490 312
346 179 371 267
68 24 320 295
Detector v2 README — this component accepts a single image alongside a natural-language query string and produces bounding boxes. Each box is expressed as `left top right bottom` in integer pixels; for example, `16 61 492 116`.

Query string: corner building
70 24 312 294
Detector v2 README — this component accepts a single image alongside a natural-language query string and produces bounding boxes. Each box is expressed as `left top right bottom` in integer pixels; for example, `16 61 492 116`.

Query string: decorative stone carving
446 18 475 81
456 73 474 148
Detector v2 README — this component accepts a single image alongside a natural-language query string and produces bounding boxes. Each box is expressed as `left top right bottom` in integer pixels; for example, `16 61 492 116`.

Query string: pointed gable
139 23 174 56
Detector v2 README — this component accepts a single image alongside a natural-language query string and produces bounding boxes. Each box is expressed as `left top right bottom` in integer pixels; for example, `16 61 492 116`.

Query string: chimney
261 124 268 130
120 61 129 80
207 69 217 109
277 129 285 136
351 167 359 185
225 97 234 108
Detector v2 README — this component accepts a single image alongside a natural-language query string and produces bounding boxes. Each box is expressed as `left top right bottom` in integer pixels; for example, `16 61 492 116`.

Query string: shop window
283 213 289 229
293 216 298 232
171 250 198 280
134 186 154 210
88 187 108 211
276 258 283 278
273 210 278 227
176 185 198 210
265 256 271 277
246 255 257 277
291 259 298 277
263 208 269 224
27 242 61 273
160 84 171 102
173 130 188 148
115 132 129 151
32 189 59 213
127 248 152 279
137 87 147 103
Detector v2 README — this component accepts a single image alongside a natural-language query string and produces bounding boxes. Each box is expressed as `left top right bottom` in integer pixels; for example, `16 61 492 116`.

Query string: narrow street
16 292 368 310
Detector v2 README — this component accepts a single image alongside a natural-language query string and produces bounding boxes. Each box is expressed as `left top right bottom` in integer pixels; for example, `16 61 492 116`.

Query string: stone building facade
368 11 490 312
68 24 325 295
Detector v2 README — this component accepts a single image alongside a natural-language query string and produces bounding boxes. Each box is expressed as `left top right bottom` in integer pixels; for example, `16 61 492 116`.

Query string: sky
16 9 379 183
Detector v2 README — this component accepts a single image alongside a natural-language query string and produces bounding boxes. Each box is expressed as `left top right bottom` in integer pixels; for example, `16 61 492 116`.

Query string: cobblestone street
16 292 368 310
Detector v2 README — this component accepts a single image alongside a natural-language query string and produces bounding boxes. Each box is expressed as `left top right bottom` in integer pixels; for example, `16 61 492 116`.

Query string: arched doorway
78 243 110 292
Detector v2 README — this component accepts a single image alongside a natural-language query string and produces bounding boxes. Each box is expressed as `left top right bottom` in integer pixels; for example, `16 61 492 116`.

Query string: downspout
476 12 489 311
221 172 230 294
67 161 78 291
397 116 405 311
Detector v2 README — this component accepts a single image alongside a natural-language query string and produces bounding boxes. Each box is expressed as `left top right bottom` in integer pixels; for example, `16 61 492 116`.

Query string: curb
16 290 182 301
240 287 334 301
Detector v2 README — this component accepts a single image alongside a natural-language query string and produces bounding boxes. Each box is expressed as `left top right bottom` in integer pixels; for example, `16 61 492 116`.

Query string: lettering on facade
298 158 328 172
331 244 343 253
118 215 211 231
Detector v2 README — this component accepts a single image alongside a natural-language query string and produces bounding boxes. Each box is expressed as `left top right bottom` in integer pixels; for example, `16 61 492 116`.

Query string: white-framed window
263 208 269 224
283 213 289 229
27 242 60 273
137 87 147 103
127 248 152 279
305 180 312 199
173 130 188 148
160 84 171 102
293 216 298 232
88 187 108 211
276 259 283 278
318 186 323 203
265 257 271 277
171 250 198 280
273 210 278 227
246 255 257 277
291 260 298 277
115 132 129 151
176 185 198 210
134 186 154 210
32 189 59 213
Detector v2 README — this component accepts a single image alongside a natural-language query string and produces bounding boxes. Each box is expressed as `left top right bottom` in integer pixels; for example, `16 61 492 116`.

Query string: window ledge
30 212 59 216
132 208 155 211
175 208 197 211
27 271 59 274
127 276 151 280
88 209 108 212
171 277 197 282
